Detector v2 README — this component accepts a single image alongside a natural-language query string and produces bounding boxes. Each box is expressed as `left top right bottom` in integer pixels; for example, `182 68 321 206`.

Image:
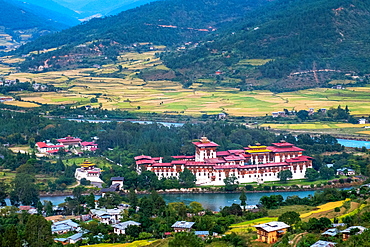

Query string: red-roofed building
81 141 98 151
37 142 64 153
135 137 312 185
57 136 82 147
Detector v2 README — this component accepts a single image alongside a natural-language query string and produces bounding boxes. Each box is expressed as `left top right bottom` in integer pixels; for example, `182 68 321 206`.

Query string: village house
171 221 195 232
90 208 124 224
336 168 355 176
0 97 13 103
321 228 340 237
57 136 82 148
341 226 367 240
359 118 367 125
51 219 80 234
254 221 290 244
113 221 141 235
36 141 64 154
135 137 313 186
80 141 98 151
310 240 336 247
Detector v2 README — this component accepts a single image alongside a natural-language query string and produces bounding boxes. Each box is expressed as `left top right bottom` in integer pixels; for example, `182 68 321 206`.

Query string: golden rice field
227 217 278 233
4 51 370 117
299 199 348 218
88 240 157 247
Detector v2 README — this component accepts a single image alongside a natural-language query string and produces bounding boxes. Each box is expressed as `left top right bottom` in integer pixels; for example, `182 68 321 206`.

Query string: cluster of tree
295 105 356 123
0 210 53 247
260 188 348 209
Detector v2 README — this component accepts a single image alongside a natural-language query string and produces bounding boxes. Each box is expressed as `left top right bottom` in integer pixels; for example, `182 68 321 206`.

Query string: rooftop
113 221 141 230
254 221 290 232
310 240 336 247
171 221 195 229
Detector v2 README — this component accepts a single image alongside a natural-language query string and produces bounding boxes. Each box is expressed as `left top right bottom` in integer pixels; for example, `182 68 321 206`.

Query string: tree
126 225 141 239
24 214 53 247
319 165 335 180
305 168 319 181
2 225 22 247
11 173 39 206
189 201 204 213
239 190 247 211
278 211 301 225
278 170 293 183
168 232 205 247
179 169 196 188
224 176 239 191
0 181 8 206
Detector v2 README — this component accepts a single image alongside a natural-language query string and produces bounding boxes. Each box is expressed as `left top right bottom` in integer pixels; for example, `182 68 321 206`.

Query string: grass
267 205 315 217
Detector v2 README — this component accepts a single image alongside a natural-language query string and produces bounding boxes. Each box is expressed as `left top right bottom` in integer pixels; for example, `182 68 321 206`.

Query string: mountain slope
6 0 80 27
14 0 272 56
161 0 370 92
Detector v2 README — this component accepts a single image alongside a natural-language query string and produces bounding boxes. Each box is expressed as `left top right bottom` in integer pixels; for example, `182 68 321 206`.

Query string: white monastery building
135 137 313 185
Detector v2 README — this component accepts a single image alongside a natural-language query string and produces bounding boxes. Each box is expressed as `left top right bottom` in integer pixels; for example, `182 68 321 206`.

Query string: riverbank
38 181 358 197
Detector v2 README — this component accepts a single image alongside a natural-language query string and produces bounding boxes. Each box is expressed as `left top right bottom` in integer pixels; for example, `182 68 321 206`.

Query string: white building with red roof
135 137 312 186
80 141 98 151
36 142 64 154
57 136 82 148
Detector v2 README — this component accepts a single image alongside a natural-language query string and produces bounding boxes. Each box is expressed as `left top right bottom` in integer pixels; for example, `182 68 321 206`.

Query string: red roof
134 155 152 160
37 142 64 149
36 142 47 148
205 158 226 163
216 151 230 156
171 155 195 159
185 161 214 166
192 141 219 148
88 171 100 173
285 156 312 163
152 157 162 161
81 141 97 146
152 163 172 167
224 155 245 161
238 162 290 169
136 159 155 165
171 160 187 164
267 146 304 153
19 206 34 211
57 137 82 143
90 147 99 151
228 150 245 154
271 142 295 147
214 165 238 169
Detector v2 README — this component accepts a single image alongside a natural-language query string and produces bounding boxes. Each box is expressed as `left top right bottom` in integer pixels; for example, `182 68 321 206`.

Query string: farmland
2 50 370 117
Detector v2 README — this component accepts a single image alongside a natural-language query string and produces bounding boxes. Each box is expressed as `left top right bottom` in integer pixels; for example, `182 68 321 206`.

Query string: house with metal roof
254 221 290 244
90 208 124 224
341 226 367 240
171 221 195 232
322 228 340 237
51 219 79 234
310 240 336 247
113 221 141 235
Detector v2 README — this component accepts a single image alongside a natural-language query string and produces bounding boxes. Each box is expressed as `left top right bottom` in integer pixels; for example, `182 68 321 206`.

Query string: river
5 190 317 211
337 139 370 148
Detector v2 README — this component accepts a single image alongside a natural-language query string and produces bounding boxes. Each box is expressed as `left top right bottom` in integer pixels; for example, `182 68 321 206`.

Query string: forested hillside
14 0 271 57
0 0 70 46
161 0 370 92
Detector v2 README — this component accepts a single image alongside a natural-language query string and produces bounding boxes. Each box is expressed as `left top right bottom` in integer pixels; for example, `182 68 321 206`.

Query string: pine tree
239 190 247 211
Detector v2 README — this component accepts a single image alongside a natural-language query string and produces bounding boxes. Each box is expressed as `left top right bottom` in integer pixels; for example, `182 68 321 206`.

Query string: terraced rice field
4 52 370 117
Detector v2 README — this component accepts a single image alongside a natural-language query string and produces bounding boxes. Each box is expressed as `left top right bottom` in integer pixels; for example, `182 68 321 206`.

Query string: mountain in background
161 0 370 92
0 0 72 50
14 0 271 57
54 0 159 19
6 0 81 26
